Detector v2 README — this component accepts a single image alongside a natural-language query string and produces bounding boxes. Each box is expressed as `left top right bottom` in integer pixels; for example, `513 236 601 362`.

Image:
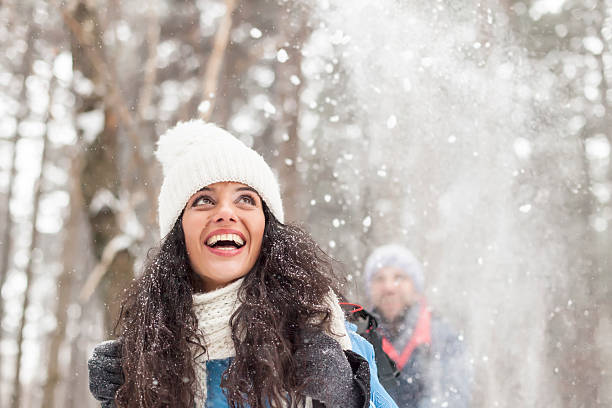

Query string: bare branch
56 3 136 128
78 234 134 304
199 0 238 121
137 2 160 119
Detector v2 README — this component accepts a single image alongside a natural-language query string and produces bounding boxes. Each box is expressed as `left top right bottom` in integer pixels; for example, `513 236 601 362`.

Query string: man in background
364 244 471 408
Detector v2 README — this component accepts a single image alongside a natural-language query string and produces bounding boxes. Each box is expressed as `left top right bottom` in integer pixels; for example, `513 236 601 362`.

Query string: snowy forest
0 0 611 406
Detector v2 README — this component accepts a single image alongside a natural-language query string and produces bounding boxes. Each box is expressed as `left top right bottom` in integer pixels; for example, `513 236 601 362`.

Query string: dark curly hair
114 202 341 407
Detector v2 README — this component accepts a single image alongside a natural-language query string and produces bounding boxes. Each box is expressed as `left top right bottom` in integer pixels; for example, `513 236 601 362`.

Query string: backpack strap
341 303 400 392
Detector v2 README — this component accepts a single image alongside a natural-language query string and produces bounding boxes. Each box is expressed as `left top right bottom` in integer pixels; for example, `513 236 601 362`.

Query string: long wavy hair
114 202 341 407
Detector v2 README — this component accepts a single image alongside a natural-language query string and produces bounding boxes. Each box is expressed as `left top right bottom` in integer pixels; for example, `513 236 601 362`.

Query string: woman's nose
213 200 237 223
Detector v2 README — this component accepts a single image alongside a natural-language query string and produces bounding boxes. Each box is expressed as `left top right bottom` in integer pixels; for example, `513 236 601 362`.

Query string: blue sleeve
345 322 399 408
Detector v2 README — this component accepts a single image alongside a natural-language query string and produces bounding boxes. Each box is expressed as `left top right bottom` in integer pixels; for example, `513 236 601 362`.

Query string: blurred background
0 0 611 406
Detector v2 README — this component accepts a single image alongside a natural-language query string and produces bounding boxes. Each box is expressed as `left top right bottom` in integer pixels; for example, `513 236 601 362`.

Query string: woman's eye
238 195 256 205
193 196 214 206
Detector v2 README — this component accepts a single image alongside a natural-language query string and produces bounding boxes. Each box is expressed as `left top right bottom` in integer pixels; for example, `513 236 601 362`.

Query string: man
364 244 471 408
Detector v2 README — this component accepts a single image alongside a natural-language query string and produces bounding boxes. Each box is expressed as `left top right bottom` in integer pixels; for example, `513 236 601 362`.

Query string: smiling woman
86 120 398 408
182 182 266 292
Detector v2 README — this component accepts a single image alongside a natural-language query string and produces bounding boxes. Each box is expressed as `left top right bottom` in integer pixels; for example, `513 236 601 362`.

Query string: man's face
370 266 417 321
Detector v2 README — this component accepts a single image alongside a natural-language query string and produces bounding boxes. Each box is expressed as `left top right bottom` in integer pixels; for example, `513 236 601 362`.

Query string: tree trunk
0 18 36 404
68 0 135 336
273 14 310 223
41 152 85 408
0 111 18 405
10 116 50 408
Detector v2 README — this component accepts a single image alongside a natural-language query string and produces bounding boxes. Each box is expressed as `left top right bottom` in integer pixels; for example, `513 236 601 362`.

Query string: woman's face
181 181 266 292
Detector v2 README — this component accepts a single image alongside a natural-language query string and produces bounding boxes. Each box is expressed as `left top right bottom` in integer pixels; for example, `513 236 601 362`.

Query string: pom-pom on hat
155 120 284 238
364 244 425 295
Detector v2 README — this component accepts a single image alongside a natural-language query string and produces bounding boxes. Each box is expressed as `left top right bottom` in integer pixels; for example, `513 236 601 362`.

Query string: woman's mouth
204 232 246 256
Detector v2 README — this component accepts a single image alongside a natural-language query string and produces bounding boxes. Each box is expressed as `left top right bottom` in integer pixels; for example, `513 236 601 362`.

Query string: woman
87 120 398 408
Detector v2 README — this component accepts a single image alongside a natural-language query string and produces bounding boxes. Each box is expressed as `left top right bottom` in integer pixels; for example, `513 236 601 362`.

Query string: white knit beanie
155 120 284 238
364 244 425 294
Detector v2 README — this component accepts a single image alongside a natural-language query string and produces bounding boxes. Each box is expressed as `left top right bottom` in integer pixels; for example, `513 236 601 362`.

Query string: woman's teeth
206 233 245 247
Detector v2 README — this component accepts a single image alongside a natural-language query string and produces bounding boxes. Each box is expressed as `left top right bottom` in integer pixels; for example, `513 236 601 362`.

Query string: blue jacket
204 322 398 407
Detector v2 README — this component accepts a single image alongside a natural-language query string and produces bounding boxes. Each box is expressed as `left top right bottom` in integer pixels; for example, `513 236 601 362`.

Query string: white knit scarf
191 278 352 407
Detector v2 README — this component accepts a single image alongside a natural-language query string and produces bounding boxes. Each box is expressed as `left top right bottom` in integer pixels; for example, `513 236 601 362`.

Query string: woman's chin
198 266 250 289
